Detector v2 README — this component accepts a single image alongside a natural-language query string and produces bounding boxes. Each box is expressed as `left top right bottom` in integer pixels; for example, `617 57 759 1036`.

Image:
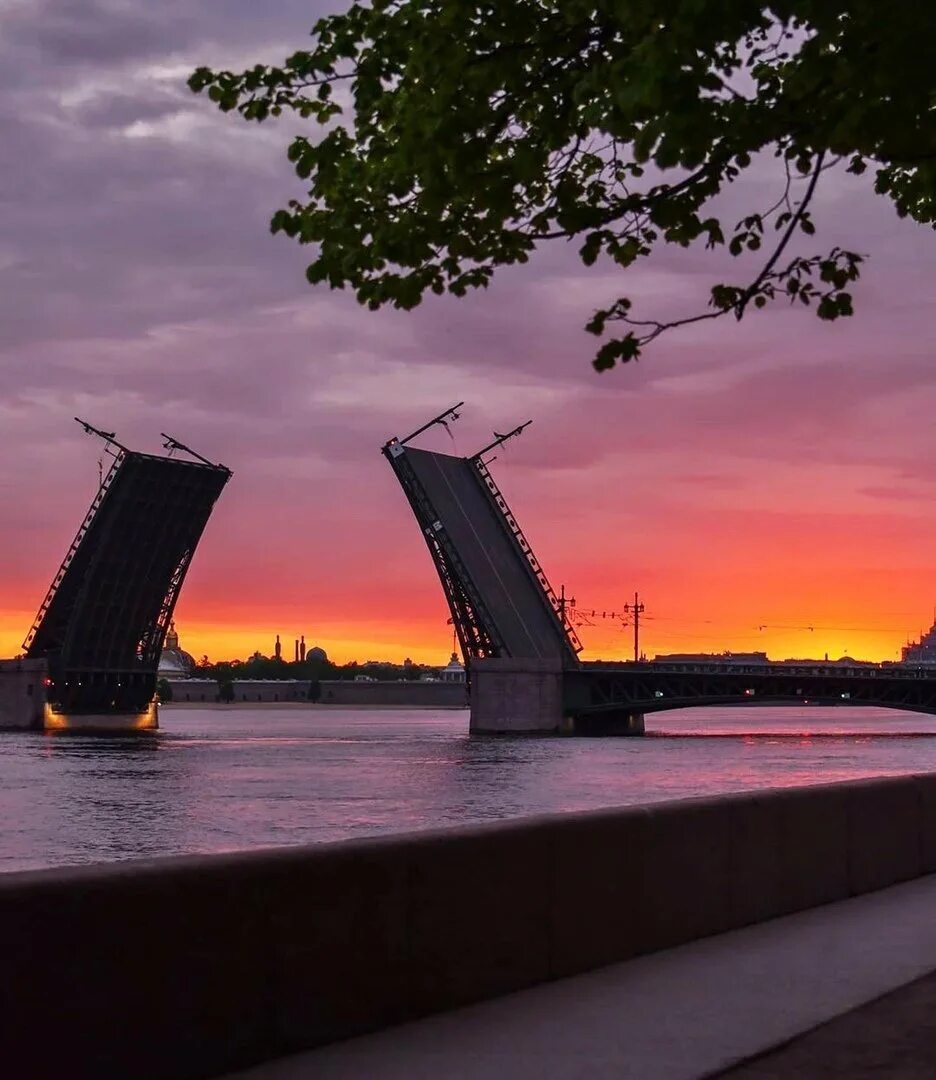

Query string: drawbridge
24 421 231 725
385 405 936 736
383 404 581 669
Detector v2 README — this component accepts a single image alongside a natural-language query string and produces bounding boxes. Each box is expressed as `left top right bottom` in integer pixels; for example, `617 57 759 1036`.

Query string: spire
300 635 306 662
166 620 179 651
274 634 282 661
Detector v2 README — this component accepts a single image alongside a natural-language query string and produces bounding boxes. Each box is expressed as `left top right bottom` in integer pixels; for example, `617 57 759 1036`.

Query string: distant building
653 651 769 665
652 650 880 668
902 621 936 664
439 653 467 683
158 622 195 679
164 679 312 703
779 655 878 667
272 633 326 664
231 680 310 702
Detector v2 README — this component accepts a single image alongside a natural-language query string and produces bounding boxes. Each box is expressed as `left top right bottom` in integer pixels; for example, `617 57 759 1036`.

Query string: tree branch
600 151 829 353
735 149 825 316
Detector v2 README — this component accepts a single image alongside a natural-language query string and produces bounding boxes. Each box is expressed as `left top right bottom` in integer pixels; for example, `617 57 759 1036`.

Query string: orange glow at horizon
1 589 923 669
4 419 935 670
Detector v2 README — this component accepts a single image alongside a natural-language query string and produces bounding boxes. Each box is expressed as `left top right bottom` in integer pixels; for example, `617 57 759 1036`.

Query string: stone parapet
2 774 935 1077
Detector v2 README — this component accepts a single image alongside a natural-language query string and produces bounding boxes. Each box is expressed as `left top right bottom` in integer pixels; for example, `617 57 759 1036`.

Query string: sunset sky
3 1 936 667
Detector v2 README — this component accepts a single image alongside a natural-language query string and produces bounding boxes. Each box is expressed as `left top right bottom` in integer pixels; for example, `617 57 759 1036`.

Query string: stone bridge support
0 659 47 729
469 657 566 734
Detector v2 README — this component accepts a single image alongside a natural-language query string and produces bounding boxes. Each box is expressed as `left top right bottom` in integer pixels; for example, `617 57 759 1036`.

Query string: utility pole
623 591 645 662
558 584 575 628
567 594 646 660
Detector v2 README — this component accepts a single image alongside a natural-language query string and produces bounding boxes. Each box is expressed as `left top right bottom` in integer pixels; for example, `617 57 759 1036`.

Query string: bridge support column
470 657 565 734
0 659 47 730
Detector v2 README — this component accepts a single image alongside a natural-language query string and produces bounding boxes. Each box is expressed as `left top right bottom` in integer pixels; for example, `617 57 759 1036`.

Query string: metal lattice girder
471 457 583 656
566 662 936 719
22 450 125 654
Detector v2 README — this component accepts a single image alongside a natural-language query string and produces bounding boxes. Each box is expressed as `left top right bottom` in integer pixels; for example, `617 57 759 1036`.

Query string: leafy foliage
190 1 936 368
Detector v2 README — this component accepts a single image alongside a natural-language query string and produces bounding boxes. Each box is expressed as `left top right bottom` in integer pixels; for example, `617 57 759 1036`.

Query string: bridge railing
21 450 125 653
583 661 936 680
472 457 583 657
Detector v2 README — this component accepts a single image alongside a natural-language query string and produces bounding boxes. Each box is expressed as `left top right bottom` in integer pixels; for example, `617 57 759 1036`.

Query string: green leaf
186 0 936 371
592 334 640 371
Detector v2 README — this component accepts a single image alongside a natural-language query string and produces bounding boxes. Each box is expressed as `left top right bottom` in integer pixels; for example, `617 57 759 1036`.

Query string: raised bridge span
385 405 936 735
384 436 579 665
22 422 230 730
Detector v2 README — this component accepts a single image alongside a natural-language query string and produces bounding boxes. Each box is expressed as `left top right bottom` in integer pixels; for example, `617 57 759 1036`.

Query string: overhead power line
755 624 890 634
571 592 647 661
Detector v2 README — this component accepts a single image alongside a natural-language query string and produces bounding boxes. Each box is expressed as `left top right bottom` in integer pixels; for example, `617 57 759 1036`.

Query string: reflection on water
2 704 936 872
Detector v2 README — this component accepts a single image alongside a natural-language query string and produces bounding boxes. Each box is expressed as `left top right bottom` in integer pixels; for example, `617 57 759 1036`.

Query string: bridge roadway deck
226 873 936 1079
566 661 936 719
403 447 568 660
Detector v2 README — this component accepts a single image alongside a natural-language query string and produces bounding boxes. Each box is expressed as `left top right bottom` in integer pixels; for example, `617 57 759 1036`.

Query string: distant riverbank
160 700 468 711
161 677 467 709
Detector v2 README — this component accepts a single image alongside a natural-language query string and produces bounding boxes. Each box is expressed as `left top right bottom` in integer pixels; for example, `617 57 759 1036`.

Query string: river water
3 704 936 873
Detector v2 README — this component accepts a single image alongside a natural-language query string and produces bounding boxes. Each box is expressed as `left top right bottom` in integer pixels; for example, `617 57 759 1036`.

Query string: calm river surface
4 704 936 872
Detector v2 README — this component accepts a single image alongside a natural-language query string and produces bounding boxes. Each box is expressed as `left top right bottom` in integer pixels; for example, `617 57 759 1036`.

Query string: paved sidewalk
720 969 936 1078
228 875 936 1080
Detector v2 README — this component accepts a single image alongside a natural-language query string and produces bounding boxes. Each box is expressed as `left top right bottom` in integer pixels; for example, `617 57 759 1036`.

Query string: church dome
158 649 195 677
306 646 328 663
158 621 195 677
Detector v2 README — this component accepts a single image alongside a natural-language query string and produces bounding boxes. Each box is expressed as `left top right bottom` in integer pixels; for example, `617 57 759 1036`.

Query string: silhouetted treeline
195 656 434 682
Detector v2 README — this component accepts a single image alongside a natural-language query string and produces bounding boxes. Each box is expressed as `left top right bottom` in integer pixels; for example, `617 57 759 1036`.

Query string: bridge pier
0 659 47 730
470 657 566 734
470 660 647 736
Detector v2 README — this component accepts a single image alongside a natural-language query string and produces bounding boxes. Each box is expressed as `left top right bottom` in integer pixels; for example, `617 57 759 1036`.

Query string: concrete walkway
229 874 936 1080
722 970 936 1077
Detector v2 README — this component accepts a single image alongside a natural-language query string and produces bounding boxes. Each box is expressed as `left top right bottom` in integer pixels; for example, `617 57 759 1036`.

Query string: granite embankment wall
2 773 934 1079
163 678 467 706
319 679 467 707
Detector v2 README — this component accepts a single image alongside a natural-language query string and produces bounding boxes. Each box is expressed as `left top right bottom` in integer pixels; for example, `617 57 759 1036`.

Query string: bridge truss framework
25 429 231 717
383 409 581 669
566 662 936 726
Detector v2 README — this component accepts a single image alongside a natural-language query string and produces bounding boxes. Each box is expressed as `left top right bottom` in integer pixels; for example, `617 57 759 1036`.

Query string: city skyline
3 2 936 668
